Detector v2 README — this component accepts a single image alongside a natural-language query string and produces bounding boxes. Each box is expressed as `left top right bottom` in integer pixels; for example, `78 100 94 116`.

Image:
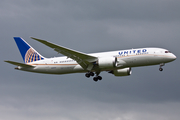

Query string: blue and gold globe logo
25 48 44 63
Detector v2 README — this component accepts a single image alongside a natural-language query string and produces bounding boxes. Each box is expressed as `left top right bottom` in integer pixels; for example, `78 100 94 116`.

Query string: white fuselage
19 48 176 74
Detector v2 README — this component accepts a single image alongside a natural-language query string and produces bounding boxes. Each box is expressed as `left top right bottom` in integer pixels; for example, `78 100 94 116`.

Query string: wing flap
31 37 98 70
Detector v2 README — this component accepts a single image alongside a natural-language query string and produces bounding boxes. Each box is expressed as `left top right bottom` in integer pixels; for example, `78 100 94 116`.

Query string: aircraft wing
5 61 34 68
31 37 98 70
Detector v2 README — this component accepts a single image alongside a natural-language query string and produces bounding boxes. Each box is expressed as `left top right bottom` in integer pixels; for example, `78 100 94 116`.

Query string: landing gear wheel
98 76 102 80
159 63 165 72
85 73 90 78
90 72 94 76
85 72 94 78
93 76 102 82
159 68 163 71
93 77 98 82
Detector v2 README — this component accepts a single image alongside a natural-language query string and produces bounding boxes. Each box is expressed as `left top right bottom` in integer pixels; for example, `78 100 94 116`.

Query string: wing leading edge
31 37 98 70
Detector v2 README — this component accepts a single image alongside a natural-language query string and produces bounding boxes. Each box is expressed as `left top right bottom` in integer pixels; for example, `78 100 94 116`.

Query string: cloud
1 0 180 120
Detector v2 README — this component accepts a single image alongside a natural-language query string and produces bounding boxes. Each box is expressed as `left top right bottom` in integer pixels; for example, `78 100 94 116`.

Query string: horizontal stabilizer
4 61 34 68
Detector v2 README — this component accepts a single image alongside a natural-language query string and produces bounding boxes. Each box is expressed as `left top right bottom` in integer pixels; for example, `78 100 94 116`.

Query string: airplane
5 37 176 82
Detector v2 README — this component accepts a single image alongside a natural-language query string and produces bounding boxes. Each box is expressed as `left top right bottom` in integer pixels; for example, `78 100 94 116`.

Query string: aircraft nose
164 53 177 62
171 54 177 61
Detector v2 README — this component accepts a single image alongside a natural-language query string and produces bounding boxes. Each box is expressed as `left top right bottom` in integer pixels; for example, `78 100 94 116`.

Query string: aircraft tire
93 76 102 82
90 72 94 76
98 76 102 80
85 73 90 78
159 68 163 71
93 77 98 82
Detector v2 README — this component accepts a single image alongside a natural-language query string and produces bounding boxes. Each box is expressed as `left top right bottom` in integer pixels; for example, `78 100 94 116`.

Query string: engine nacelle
98 57 117 69
109 68 132 76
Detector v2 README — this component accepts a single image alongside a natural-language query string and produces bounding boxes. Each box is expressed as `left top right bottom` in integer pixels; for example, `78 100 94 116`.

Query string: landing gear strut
159 63 165 71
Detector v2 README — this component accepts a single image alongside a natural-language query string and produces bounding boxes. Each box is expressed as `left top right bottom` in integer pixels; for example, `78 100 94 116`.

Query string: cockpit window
165 51 171 53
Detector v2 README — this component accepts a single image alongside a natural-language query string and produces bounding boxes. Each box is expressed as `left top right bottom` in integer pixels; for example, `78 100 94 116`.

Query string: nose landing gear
159 63 165 71
159 68 163 71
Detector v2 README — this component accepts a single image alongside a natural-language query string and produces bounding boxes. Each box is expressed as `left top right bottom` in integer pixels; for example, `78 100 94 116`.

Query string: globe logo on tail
25 48 44 63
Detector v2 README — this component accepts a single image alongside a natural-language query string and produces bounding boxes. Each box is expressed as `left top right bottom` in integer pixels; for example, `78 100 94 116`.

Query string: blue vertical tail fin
14 37 45 63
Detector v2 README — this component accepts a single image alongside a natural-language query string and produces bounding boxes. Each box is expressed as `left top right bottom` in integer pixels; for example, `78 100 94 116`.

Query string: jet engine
98 57 126 69
109 68 132 76
98 57 117 69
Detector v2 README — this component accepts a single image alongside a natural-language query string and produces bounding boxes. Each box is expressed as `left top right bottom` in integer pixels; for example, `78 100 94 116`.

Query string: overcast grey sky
1 0 180 120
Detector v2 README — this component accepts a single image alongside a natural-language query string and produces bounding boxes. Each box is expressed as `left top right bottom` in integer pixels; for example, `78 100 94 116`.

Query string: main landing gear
85 72 94 78
93 76 102 82
85 72 102 82
159 63 165 71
